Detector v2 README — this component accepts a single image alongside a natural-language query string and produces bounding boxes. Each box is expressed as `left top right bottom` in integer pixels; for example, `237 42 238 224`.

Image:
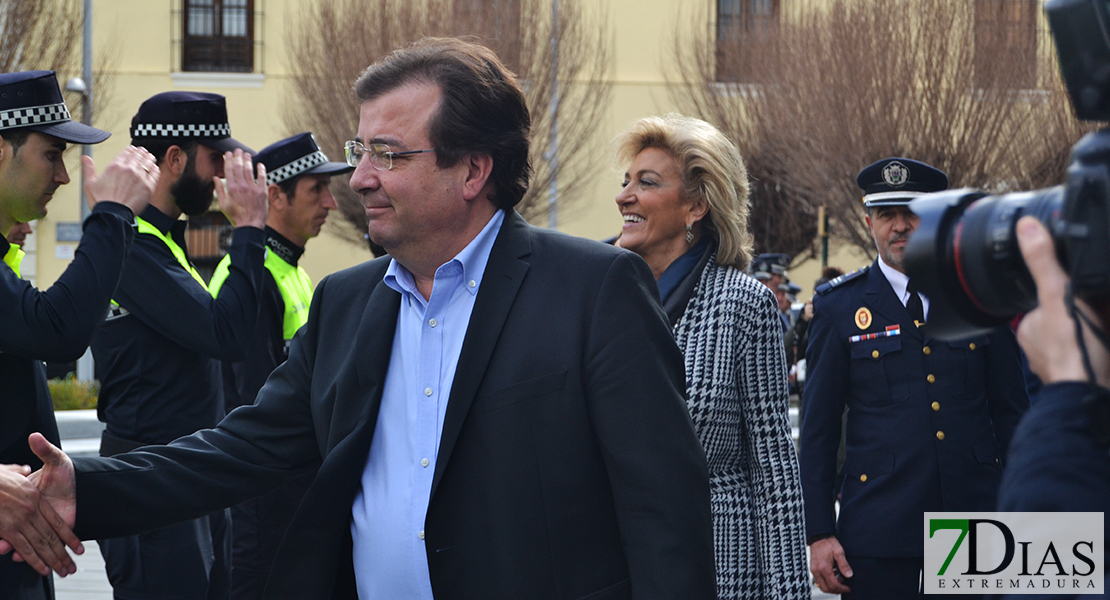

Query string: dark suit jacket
73 210 717 600
800 260 1028 557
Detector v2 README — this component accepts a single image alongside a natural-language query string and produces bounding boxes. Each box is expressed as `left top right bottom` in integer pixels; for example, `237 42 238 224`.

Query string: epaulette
816 266 869 295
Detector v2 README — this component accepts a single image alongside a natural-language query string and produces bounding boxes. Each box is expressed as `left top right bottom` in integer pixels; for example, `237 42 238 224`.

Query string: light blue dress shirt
350 209 505 599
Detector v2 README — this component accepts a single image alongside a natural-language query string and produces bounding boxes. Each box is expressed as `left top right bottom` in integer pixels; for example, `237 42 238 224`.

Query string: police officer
800 158 1029 598
90 91 268 600
0 70 157 600
751 252 792 331
207 132 350 600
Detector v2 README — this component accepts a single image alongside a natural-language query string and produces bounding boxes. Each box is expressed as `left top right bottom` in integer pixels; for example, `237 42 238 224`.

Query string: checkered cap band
130 122 231 138
267 150 327 185
0 102 72 131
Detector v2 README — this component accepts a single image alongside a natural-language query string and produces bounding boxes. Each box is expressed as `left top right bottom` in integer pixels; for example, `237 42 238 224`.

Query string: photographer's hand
1015 216 1110 387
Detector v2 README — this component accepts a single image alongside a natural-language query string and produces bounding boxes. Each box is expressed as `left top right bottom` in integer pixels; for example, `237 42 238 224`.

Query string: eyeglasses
344 141 436 171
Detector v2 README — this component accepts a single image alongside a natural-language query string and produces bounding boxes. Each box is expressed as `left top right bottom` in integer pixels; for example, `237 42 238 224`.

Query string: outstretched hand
83 145 159 215
216 149 267 229
0 434 81 576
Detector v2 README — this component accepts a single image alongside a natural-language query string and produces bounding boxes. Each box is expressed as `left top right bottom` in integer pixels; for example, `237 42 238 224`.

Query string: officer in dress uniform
800 157 1029 598
0 70 157 600
207 132 350 600
90 91 269 600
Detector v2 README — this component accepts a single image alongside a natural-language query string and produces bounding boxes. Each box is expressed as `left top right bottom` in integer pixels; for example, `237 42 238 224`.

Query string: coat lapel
430 210 531 499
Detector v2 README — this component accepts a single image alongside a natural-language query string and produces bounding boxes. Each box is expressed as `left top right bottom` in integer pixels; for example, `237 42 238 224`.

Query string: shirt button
424 388 433 396
871 349 880 359
932 401 940 412
468 280 476 288
936 430 945 441
923 346 931 355
429 318 437 328
418 530 425 540
421 458 429 467
859 474 868 482
927 374 936 384
969 342 977 351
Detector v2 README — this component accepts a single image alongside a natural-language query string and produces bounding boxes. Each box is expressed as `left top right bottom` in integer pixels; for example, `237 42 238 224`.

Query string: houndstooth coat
670 252 810 600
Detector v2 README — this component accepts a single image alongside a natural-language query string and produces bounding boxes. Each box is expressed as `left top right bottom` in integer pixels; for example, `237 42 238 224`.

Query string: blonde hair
614 113 754 270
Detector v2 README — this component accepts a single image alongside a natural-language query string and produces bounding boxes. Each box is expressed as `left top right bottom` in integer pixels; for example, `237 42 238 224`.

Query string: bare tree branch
672 0 1093 259
284 0 612 251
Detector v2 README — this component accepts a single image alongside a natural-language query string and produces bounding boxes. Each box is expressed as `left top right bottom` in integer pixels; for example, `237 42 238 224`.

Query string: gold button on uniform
969 342 977 350
927 374 936 384
860 474 868 482
923 346 931 355
931 401 940 412
936 431 945 440
871 349 880 358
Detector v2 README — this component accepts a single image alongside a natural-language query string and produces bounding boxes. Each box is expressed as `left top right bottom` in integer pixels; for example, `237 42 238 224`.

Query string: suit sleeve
113 226 265 361
737 284 810 597
799 293 848 540
984 325 1030 461
582 251 717 599
0 202 135 361
72 268 329 540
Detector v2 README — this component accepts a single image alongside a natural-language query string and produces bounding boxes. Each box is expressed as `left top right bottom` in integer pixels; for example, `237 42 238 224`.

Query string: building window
183 0 254 73
974 0 1038 89
452 0 521 74
716 0 779 83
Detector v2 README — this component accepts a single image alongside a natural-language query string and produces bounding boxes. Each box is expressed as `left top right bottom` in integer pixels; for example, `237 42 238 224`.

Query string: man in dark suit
800 158 1029 598
14 39 716 599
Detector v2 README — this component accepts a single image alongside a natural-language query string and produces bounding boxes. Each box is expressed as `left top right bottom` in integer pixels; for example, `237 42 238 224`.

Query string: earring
685 223 694 244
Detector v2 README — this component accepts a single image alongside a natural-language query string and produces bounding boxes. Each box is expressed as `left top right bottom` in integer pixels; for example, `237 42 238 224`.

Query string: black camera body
905 0 1110 339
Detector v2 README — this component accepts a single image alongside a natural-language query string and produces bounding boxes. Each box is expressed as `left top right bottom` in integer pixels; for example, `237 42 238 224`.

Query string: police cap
0 71 110 144
256 132 352 186
857 157 948 208
751 253 791 280
130 91 251 154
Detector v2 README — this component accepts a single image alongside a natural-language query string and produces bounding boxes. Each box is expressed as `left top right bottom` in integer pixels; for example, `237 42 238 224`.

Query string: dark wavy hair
353 37 532 209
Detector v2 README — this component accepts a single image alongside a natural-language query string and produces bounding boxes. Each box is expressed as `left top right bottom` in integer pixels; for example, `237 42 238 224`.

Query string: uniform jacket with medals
799 259 1029 557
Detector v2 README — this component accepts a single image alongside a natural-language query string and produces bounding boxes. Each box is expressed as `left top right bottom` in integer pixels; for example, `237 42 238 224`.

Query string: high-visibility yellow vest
2 244 24 278
136 217 207 289
210 249 313 340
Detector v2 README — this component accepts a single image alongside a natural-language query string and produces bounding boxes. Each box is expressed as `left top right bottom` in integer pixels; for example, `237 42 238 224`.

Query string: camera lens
904 187 1063 339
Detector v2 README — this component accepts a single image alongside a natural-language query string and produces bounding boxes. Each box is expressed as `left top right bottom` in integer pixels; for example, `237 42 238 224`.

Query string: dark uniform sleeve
114 226 265 362
0 202 134 361
799 292 847 540
983 326 1030 461
223 270 285 413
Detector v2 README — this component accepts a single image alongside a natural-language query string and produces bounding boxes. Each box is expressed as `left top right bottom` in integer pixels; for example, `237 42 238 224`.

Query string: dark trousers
842 556 983 600
101 509 230 600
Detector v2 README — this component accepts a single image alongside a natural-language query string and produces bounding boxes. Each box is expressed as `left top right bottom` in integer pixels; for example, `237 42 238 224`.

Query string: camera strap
1065 285 1110 449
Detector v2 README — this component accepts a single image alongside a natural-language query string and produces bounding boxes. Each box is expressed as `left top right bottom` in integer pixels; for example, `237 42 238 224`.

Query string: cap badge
854 307 872 330
882 161 909 187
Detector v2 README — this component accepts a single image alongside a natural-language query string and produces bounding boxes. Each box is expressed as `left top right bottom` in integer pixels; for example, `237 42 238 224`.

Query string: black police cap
0 71 109 144
130 91 252 154
857 157 948 208
256 133 352 186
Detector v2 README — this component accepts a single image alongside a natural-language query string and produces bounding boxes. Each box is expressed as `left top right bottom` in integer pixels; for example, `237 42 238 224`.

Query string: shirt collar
139 205 177 234
877 255 910 303
384 209 506 299
264 226 304 266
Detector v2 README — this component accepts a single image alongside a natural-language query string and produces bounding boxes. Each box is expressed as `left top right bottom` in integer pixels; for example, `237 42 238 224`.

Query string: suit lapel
430 211 532 499
863 260 924 342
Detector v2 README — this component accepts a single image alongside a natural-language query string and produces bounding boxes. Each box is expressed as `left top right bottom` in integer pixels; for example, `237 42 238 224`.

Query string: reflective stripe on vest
210 250 313 340
136 217 207 289
2 244 24 279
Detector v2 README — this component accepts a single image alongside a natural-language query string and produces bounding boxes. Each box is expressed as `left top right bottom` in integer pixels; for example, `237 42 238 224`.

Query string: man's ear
267 183 285 212
461 153 494 202
164 145 188 177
